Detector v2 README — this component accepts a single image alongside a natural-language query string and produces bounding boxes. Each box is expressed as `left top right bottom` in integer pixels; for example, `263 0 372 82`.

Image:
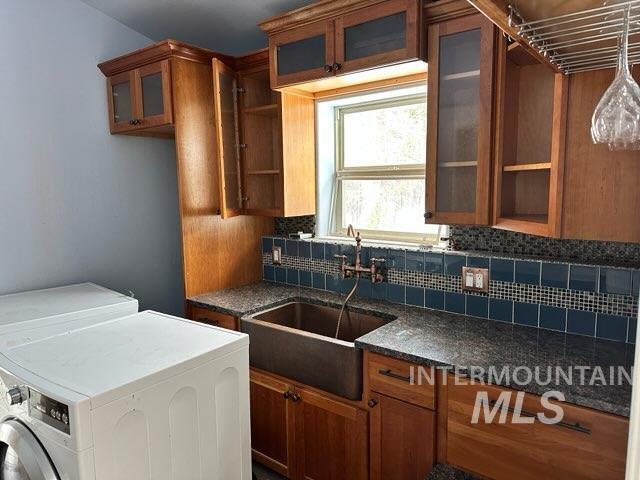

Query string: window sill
310 235 448 252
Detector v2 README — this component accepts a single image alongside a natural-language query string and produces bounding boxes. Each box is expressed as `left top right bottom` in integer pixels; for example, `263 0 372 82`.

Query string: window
318 85 443 244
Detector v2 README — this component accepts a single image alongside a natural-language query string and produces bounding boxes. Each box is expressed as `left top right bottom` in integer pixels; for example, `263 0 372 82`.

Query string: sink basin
241 301 394 400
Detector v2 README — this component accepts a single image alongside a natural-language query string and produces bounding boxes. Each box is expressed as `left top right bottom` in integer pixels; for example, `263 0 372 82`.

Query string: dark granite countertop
426 464 480 480
188 282 634 417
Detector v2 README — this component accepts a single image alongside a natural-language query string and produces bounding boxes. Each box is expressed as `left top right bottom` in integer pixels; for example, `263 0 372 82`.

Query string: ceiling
80 0 311 55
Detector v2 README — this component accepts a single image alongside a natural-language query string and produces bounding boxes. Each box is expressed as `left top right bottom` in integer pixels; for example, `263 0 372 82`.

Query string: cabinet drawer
447 381 628 480
367 353 435 410
189 306 238 330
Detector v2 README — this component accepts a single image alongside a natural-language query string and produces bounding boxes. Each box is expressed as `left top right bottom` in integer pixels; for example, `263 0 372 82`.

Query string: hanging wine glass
591 5 640 150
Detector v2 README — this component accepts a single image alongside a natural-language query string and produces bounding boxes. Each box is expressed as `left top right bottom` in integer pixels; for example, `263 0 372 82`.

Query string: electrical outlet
461 266 489 293
272 246 282 265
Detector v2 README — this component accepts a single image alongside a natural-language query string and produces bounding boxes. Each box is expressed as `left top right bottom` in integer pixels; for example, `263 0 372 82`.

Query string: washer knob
6 388 23 405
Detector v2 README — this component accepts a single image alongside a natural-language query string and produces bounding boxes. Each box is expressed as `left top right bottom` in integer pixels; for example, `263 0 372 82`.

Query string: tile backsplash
261 236 640 343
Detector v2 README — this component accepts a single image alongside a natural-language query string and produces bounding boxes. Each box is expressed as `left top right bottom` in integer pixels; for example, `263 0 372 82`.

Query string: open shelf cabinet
492 36 568 238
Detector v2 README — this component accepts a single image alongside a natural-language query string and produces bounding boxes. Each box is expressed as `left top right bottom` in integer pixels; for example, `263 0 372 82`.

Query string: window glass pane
342 101 426 168
142 72 164 117
112 81 132 123
340 179 436 236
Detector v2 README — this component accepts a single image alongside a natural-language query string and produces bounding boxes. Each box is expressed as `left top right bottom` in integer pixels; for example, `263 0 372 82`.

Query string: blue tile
406 251 425 272
489 299 513 323
514 302 539 327
628 316 637 343
286 268 299 285
339 277 357 294
596 314 629 342
261 237 273 254
445 292 465 314
387 249 406 270
515 261 540 286
285 240 299 257
263 265 275 282
569 265 598 292
311 242 325 260
541 263 569 289
326 274 341 293
600 268 632 296
406 287 425 307
490 258 514 282
632 270 640 298
567 309 596 336
425 289 444 310
274 238 286 251
424 252 444 273
371 282 388 301
466 295 488 318
325 243 341 263
444 254 466 276
360 246 371 266
539 305 566 332
275 266 287 283
299 270 312 287
312 272 326 290
467 256 489 268
298 241 311 258
356 281 372 299
387 284 405 304
340 243 356 264
370 247 388 263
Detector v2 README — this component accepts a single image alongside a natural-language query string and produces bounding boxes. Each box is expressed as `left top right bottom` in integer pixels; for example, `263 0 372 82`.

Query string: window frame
329 93 439 244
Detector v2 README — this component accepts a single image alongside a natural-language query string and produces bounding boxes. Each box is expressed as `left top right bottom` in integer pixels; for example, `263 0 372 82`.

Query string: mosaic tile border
261 237 640 343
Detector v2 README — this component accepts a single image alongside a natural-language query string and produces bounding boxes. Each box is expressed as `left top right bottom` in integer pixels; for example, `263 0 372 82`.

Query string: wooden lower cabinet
369 392 435 480
446 381 629 480
250 369 368 480
188 305 238 330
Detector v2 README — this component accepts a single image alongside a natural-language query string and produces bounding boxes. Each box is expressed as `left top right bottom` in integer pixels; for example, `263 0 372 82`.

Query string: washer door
0 420 59 480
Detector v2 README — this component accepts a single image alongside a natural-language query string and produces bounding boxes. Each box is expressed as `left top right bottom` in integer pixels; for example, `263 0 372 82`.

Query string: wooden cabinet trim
188 305 238 330
135 59 174 129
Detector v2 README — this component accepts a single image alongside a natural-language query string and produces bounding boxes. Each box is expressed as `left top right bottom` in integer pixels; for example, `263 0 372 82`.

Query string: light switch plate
461 266 489 293
272 246 282 265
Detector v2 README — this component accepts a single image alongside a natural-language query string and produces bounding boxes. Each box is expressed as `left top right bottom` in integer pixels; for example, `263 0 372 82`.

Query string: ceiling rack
508 0 640 74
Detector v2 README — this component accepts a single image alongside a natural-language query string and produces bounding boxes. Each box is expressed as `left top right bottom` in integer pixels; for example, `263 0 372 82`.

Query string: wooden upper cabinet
270 20 335 88
335 0 421 75
425 14 496 225
106 60 172 134
492 40 568 238
261 0 424 89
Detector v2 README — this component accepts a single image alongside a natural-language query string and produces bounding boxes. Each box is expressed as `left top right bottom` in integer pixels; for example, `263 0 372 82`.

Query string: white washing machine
0 310 251 480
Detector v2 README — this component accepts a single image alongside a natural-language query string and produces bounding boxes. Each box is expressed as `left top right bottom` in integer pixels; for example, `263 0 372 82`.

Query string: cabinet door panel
335 0 420 75
370 393 435 480
107 71 135 133
426 15 494 225
213 58 243 218
250 372 296 478
295 387 368 480
270 20 334 88
135 60 173 128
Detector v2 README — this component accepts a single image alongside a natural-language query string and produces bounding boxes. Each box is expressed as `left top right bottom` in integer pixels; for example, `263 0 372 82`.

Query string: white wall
0 0 184 315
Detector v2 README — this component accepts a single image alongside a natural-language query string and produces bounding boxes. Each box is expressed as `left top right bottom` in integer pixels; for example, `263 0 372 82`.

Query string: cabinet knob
324 64 333 73
332 62 342 72
424 212 433 219
368 399 378 408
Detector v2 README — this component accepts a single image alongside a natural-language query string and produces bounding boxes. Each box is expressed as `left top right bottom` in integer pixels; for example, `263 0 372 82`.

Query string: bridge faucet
334 231 386 284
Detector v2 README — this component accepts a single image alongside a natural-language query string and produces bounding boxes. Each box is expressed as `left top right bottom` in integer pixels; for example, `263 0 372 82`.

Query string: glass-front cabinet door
270 20 335 88
425 14 495 225
107 71 134 133
212 59 242 218
135 60 173 128
335 0 420 75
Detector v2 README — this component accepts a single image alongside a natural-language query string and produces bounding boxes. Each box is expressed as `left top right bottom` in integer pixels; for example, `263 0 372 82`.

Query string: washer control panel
28 388 70 434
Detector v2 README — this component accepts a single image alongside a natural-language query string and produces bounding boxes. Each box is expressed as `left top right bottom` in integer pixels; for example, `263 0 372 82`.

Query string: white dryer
0 310 251 480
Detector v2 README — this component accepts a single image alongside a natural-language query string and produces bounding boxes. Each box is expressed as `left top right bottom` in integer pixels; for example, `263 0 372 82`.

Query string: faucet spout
346 224 356 237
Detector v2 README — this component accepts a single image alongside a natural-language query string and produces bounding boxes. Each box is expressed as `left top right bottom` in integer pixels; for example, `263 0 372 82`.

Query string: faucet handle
333 254 348 260
370 257 386 264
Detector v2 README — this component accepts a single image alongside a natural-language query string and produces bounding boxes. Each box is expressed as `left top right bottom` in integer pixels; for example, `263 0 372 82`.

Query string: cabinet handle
424 212 433 219
378 369 411 383
283 391 291 400
324 64 333 73
332 62 342 71
488 400 591 435
368 399 378 408
197 317 219 326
